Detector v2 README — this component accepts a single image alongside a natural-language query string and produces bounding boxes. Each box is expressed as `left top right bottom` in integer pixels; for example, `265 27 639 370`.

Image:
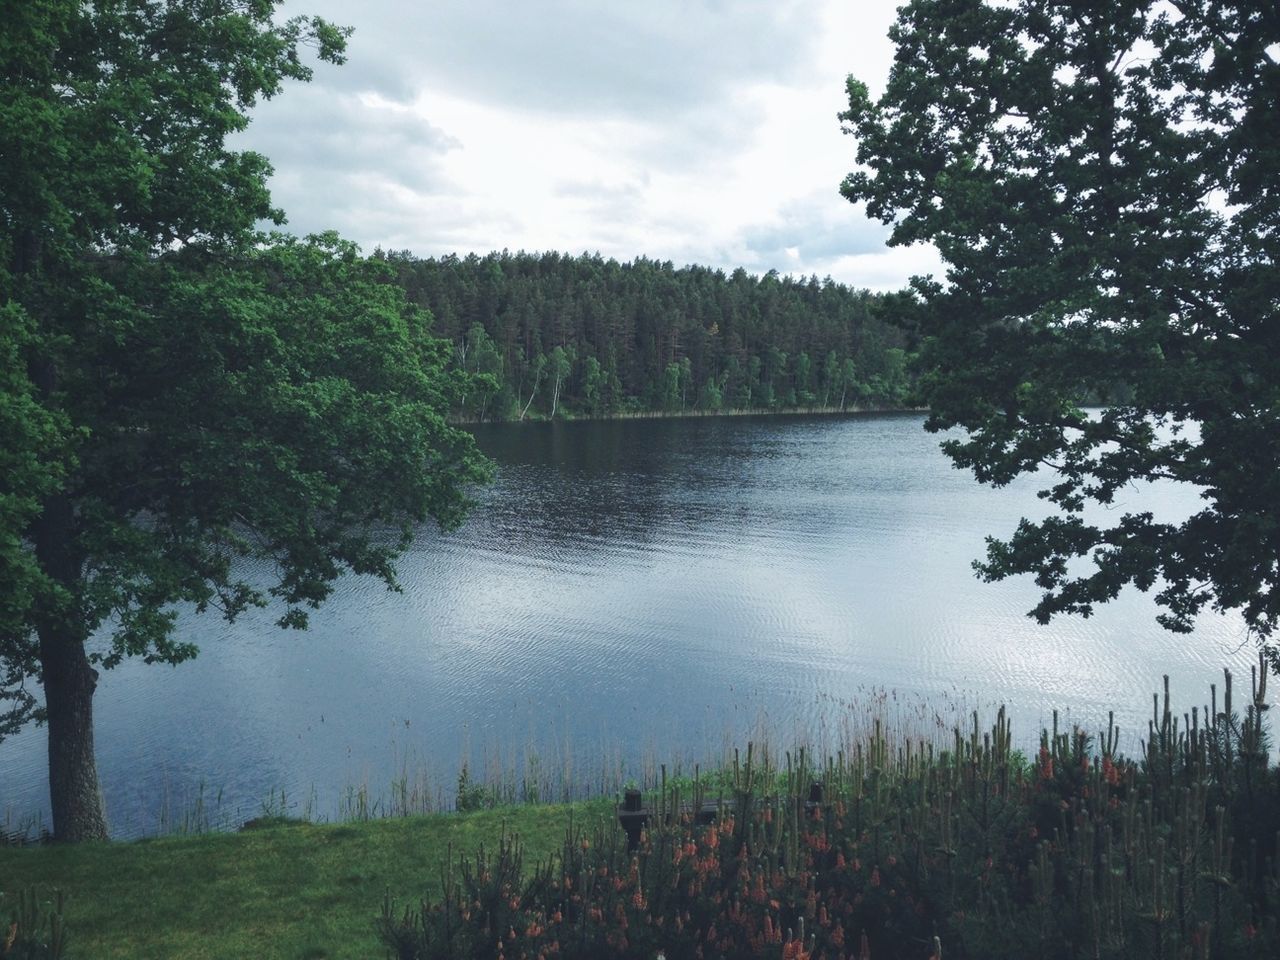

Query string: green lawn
0 802 615 960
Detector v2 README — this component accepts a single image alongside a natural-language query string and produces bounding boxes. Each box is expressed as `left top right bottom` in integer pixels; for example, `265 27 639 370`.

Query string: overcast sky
236 0 942 291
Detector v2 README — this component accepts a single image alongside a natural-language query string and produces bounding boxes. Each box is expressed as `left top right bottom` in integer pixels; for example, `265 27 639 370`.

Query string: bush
1 888 67 960
456 763 499 814
382 661 1279 959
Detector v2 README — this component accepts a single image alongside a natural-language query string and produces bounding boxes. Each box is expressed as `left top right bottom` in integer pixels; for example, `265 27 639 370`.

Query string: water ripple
0 414 1265 837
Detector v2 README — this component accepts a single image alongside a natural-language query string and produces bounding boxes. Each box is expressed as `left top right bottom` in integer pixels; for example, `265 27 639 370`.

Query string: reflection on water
0 414 1260 836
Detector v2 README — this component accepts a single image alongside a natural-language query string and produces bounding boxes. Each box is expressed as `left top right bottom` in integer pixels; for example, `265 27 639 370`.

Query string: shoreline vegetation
454 403 926 425
3 665 1276 959
381 251 919 425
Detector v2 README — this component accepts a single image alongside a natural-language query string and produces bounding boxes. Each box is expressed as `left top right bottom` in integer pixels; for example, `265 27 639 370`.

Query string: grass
0 800 615 960
0 685 968 958
8 673 1266 959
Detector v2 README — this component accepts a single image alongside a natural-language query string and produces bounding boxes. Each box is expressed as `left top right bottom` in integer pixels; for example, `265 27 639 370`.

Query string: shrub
1 888 67 960
382 661 1279 958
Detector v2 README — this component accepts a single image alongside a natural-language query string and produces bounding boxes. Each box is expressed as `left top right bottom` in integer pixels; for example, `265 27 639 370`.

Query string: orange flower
752 873 767 904
1102 756 1120 785
1038 746 1054 780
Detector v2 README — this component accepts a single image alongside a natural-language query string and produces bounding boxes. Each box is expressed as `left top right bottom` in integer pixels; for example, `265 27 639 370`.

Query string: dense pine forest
377 250 915 420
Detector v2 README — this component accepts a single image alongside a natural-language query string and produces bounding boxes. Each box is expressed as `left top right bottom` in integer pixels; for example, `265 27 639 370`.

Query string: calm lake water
0 414 1262 837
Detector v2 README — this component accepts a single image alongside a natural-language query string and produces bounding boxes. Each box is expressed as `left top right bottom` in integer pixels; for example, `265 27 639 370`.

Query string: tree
795 351 815 407
1 2 489 840
699 372 725 412
838 358 858 411
660 361 682 412
581 355 606 416
461 322 503 421
520 352 546 421
678 356 693 411
821 350 839 407
841 1 1280 660
547 344 573 418
383 252 910 419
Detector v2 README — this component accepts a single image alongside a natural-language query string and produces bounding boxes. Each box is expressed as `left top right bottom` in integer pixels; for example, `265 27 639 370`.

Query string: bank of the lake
453 402 923 424
5 662 1277 960
0 801 615 960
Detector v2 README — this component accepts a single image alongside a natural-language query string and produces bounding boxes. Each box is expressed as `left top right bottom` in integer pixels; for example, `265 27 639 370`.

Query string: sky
236 0 944 292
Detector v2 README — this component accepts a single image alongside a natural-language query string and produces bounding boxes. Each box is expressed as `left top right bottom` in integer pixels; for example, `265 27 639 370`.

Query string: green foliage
3 238 491 679
380 251 917 419
580 355 608 417
459 323 505 421
546 345 573 418
699 372 725 413
1 0 489 839
384 665 1280 959
456 763 498 814
0 307 70 737
68 236 487 649
841 1 1280 655
660 361 683 412
0 888 67 960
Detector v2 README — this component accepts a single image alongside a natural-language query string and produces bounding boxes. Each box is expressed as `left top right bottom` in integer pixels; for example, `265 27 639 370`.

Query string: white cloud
234 0 937 290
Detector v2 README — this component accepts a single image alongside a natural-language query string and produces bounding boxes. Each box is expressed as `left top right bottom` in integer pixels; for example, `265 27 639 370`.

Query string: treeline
375 250 914 420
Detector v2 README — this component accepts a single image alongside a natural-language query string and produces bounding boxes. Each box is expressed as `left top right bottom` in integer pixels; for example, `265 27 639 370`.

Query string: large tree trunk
39 627 108 841
33 495 108 842
29 440 109 841
19 233 110 840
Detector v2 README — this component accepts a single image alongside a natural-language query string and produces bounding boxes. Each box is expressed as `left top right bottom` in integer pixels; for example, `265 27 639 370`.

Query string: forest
377 250 915 420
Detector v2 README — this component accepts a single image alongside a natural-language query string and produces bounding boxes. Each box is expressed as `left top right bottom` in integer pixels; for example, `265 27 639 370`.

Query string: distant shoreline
456 404 926 425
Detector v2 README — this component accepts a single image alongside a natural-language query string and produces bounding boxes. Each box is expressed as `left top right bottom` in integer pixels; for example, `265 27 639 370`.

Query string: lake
0 413 1261 837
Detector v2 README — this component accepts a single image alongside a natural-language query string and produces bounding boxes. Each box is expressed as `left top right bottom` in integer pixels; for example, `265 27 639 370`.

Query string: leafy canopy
841 1 1279 654
0 1 489 737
